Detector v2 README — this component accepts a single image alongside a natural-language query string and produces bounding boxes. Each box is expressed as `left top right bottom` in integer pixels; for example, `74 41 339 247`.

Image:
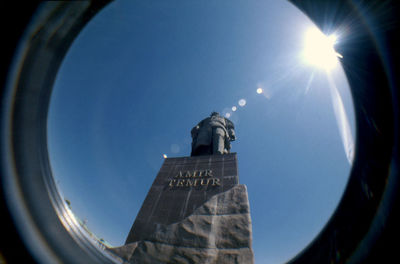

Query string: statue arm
191 125 200 138
229 129 236 141
191 119 205 138
225 119 236 141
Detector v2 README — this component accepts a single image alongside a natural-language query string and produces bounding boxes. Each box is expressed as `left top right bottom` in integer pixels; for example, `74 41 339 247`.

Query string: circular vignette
289 1 400 263
1 2 119 264
1 1 399 264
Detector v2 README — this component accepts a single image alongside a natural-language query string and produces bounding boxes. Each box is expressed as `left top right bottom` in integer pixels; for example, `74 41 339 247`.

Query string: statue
191 112 236 156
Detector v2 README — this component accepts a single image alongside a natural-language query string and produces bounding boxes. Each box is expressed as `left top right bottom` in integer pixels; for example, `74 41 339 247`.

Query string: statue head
210 111 219 117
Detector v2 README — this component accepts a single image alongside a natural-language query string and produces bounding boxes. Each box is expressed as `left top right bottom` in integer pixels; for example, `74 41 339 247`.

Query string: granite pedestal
109 153 254 264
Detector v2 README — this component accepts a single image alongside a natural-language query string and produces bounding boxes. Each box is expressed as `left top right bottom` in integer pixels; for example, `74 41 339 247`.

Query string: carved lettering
212 178 221 186
169 179 177 187
200 179 210 186
174 170 213 179
186 179 194 186
168 170 218 188
177 179 185 187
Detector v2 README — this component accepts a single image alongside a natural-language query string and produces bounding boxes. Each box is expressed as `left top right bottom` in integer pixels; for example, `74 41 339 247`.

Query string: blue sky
48 1 355 263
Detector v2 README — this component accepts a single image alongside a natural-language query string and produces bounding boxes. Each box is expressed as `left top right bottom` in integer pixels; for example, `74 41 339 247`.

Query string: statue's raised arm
191 112 236 156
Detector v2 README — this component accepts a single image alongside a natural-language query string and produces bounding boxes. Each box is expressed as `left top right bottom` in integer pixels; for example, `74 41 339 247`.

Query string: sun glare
303 27 341 70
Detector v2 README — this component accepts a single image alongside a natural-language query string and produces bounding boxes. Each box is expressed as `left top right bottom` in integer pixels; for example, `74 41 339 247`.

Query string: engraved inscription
167 170 220 188
174 170 213 178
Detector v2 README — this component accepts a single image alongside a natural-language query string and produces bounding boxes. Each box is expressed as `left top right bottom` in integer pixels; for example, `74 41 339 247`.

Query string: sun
303 27 342 70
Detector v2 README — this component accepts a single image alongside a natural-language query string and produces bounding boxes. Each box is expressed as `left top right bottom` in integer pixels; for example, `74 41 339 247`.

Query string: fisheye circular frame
1 1 399 263
1 2 117 263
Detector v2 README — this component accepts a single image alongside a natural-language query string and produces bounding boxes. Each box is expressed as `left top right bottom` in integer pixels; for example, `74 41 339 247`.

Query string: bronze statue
191 112 236 156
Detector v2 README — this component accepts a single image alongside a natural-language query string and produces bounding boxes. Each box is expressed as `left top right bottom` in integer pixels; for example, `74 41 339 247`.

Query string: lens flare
326 74 354 164
303 27 341 70
238 99 246 107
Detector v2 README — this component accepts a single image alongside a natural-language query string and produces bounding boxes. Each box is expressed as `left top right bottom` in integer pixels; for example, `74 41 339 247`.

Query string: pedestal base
108 154 254 263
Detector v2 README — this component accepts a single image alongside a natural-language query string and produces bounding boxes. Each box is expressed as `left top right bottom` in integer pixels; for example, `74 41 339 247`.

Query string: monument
191 112 236 156
109 113 254 264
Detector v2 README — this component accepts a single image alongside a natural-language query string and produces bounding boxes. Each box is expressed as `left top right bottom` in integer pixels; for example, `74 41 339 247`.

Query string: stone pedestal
109 153 254 264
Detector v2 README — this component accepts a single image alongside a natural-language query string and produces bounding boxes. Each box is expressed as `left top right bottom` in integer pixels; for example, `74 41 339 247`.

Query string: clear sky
48 1 355 263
